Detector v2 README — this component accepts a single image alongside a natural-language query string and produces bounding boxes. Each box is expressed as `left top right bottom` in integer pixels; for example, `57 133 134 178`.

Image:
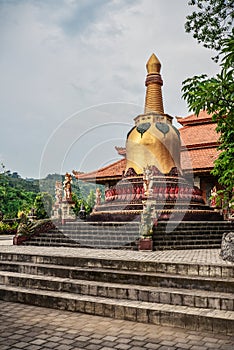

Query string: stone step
23 242 81 248
25 230 139 248
23 241 134 249
154 230 225 238
56 233 224 239
59 221 234 231
25 236 222 250
0 271 233 311
154 244 221 251
0 284 233 334
58 230 224 237
0 252 233 277
24 239 221 250
63 220 232 225
60 223 139 227
23 237 136 249
36 236 222 245
154 239 222 245
51 232 138 239
0 261 233 293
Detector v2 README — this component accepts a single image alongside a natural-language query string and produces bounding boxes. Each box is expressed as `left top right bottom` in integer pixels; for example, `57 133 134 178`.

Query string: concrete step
0 251 233 277
155 244 221 251
0 284 233 334
154 231 225 236
0 271 233 311
23 242 81 248
0 261 233 293
23 237 136 249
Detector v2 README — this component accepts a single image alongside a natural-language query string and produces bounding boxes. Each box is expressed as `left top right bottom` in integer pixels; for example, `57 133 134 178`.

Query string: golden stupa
125 53 181 175
88 53 217 222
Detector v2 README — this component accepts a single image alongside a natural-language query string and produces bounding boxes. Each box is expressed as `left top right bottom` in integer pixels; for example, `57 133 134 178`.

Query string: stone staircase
0 251 233 334
153 221 234 250
23 221 140 249
21 220 234 250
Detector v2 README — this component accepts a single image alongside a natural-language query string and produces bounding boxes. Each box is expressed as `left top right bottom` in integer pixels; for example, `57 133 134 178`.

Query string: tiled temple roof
73 158 126 184
181 147 220 173
176 110 213 126
180 122 218 147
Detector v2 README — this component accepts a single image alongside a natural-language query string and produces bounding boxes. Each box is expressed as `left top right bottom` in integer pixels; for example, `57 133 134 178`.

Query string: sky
0 0 219 179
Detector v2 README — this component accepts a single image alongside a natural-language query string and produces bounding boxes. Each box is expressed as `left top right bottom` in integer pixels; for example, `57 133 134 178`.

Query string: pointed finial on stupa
146 53 161 74
144 53 164 114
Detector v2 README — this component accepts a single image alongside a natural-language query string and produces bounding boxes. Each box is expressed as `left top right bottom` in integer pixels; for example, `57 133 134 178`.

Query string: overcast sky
0 0 219 179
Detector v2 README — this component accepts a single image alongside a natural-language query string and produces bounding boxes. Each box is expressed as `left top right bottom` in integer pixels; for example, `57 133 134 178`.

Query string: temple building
73 54 221 221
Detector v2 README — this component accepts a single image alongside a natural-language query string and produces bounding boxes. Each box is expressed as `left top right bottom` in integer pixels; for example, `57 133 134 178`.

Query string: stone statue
14 212 55 245
55 181 63 204
210 186 217 207
143 165 154 197
220 232 234 262
17 213 34 236
139 201 155 238
63 173 73 202
95 188 102 206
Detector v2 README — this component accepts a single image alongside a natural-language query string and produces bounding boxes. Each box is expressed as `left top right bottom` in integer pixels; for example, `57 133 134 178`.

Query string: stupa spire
144 53 164 114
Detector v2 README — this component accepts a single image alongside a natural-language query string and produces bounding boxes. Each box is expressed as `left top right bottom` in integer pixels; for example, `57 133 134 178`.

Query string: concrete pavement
0 300 233 350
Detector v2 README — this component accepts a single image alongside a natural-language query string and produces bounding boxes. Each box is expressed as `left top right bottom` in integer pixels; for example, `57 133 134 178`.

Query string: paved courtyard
0 242 233 266
0 300 233 350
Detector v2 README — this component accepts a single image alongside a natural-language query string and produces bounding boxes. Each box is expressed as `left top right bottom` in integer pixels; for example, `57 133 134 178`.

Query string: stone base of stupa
89 170 223 222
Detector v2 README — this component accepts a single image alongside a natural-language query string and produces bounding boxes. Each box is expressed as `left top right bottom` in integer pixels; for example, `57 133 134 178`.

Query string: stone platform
0 245 233 336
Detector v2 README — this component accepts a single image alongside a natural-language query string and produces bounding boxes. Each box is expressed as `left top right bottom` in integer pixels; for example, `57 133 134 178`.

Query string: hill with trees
0 164 101 219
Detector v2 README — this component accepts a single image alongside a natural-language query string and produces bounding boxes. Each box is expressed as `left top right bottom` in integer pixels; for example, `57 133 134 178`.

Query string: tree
183 1 234 212
86 190 96 214
34 192 53 219
185 0 234 59
71 193 86 217
0 163 37 218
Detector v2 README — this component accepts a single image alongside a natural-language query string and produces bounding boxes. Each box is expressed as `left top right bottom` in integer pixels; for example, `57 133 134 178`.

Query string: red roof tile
181 147 219 172
177 110 213 126
74 158 126 182
179 122 219 147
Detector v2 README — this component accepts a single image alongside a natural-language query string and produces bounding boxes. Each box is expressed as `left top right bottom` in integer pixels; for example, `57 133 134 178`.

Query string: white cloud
0 0 219 177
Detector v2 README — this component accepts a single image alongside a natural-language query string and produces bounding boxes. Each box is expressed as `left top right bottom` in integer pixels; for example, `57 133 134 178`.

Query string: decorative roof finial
146 53 161 74
144 53 164 114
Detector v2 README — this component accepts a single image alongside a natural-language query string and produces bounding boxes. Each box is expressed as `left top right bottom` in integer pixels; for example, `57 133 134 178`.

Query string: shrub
0 221 18 235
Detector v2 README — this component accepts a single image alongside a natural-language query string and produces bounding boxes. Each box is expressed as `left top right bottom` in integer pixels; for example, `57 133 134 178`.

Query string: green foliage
72 189 96 216
86 190 96 214
185 0 234 59
71 193 85 216
182 28 234 210
0 164 38 218
34 192 53 219
0 221 18 235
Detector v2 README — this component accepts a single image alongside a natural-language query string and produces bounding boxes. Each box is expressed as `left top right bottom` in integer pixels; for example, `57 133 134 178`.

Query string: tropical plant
183 0 234 213
34 192 53 219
